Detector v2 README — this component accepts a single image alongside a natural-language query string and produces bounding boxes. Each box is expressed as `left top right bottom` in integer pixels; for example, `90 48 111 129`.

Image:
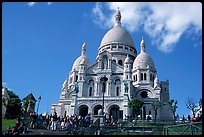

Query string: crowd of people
30 112 93 131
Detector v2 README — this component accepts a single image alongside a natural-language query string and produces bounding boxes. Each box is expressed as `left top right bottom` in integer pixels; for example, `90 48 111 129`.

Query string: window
80 76 82 80
126 75 128 79
125 47 128 50
89 87 92 96
130 48 133 52
118 46 123 49
75 75 78 82
113 60 116 63
112 46 116 48
136 74 137 81
116 86 119 96
150 74 152 81
144 73 147 80
141 73 143 80
118 60 122 66
149 111 151 115
140 91 148 98
133 75 135 81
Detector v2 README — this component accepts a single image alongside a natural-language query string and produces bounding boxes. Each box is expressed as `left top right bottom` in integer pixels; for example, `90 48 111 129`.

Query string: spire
81 42 86 55
140 37 146 53
114 7 121 26
125 54 131 63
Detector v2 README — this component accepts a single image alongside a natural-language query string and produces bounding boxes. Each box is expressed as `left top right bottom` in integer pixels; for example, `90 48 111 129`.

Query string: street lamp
36 96 42 116
101 76 108 116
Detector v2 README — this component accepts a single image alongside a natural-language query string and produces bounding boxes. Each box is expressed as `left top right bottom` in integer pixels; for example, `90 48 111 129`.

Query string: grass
2 119 17 130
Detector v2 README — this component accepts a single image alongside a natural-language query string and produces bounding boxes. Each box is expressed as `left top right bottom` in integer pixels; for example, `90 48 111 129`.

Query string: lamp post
101 76 108 116
36 96 42 116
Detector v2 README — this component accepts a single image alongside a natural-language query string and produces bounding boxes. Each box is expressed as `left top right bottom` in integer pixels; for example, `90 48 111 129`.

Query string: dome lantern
140 37 146 53
114 7 121 26
81 42 86 55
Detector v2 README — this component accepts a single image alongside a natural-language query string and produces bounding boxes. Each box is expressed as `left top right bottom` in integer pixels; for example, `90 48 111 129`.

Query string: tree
186 97 202 118
128 98 144 119
168 99 178 124
152 100 163 123
4 89 23 119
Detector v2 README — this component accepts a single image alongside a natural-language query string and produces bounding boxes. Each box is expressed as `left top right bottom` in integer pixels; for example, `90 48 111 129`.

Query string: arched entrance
93 105 102 115
109 105 121 121
78 105 88 118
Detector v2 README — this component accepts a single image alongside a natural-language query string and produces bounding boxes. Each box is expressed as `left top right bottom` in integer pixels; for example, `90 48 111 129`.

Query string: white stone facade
51 9 172 121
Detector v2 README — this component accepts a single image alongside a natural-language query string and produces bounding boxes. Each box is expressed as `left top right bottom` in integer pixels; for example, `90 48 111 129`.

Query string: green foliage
152 100 163 123
168 99 178 124
5 89 23 119
2 119 17 130
128 98 144 116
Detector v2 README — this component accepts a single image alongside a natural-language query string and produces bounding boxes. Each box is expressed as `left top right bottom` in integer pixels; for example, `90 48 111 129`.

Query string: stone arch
107 104 121 121
92 105 103 115
78 104 89 118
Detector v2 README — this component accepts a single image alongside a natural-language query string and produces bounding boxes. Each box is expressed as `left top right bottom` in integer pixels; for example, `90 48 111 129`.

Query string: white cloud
28 2 36 7
91 2 202 53
47 2 53 5
2 82 7 87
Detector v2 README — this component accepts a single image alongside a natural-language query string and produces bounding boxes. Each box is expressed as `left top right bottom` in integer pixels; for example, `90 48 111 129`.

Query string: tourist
51 112 58 131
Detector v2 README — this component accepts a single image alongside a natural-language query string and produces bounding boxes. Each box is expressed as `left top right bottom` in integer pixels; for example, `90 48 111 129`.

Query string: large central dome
100 25 135 48
98 9 135 52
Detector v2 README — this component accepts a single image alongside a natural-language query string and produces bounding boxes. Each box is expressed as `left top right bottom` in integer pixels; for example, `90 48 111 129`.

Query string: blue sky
2 2 202 117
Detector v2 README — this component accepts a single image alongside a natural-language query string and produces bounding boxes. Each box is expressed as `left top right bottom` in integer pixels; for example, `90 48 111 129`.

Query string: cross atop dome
115 7 121 26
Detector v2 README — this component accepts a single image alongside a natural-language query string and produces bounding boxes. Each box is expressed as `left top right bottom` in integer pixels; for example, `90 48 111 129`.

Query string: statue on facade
124 81 128 93
73 82 79 93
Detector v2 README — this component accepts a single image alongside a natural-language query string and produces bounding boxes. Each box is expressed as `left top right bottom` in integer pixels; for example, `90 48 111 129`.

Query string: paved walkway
21 129 69 135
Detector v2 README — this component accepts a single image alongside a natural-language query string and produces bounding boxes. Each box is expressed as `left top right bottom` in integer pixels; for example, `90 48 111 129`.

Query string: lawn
2 119 17 130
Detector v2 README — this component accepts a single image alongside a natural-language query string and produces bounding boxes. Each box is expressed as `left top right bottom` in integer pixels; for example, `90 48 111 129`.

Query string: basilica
51 9 172 121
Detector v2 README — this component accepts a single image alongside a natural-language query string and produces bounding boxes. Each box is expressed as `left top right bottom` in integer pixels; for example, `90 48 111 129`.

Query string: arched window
75 75 78 82
144 73 147 80
141 73 143 80
102 55 108 69
118 60 122 66
126 75 128 79
115 79 121 96
88 80 94 96
133 75 135 81
116 86 119 96
136 74 137 81
89 87 92 96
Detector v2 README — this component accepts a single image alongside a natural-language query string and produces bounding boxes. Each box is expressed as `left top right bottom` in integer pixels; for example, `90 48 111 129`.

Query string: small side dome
133 37 155 69
133 52 155 69
72 43 91 71
124 54 131 63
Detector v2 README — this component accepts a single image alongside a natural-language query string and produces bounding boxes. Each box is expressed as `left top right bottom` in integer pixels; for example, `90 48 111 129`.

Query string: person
60 118 65 130
182 115 185 123
187 115 191 122
11 126 20 135
51 112 58 131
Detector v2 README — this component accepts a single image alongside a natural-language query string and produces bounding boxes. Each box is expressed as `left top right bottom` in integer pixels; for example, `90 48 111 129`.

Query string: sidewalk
21 129 68 135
